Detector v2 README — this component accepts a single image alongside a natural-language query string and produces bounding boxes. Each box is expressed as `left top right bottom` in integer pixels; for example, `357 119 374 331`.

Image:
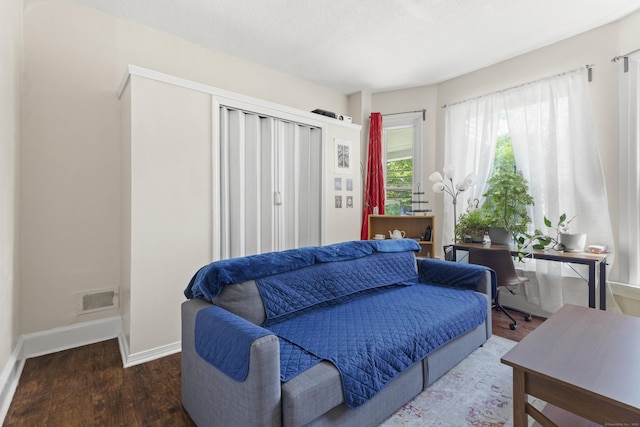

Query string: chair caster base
509 323 517 330
524 314 533 322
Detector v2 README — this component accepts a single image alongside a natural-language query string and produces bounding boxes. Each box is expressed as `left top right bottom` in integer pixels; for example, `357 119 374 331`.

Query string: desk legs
599 259 607 310
584 260 607 310
588 264 596 309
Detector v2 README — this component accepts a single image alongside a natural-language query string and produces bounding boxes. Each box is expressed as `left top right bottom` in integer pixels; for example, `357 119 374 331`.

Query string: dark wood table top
453 242 608 264
501 304 640 413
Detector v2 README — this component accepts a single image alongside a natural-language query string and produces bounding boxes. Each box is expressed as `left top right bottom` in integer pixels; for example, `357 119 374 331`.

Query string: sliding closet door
277 121 322 250
217 107 321 258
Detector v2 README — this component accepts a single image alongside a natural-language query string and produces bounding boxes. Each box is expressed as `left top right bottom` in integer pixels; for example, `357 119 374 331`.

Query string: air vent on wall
76 288 119 314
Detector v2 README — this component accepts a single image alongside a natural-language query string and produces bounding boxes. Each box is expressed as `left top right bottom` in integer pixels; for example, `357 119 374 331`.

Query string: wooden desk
501 304 640 426
452 243 609 310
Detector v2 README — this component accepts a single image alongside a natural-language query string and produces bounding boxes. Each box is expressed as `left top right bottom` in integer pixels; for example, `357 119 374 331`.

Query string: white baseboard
119 333 181 367
21 316 123 359
21 316 181 365
0 336 25 425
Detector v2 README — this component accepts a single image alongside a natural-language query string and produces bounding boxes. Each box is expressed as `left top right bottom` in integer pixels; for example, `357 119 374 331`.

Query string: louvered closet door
218 107 321 259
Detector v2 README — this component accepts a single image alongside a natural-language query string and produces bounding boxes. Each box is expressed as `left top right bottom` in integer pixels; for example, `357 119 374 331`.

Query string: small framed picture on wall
346 196 353 208
334 139 353 173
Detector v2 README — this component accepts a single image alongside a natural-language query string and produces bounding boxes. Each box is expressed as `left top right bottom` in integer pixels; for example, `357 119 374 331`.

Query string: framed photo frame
334 139 353 173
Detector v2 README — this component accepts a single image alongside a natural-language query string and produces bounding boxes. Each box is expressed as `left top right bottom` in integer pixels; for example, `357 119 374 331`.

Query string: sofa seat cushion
270 284 487 408
281 361 343 426
281 360 424 427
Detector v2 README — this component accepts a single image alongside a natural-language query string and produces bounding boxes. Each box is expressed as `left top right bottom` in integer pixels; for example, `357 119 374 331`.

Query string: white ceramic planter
559 233 587 252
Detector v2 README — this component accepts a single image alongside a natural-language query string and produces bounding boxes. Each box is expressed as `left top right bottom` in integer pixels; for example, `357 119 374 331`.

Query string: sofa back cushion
210 250 419 326
184 239 421 301
212 280 266 325
257 251 418 324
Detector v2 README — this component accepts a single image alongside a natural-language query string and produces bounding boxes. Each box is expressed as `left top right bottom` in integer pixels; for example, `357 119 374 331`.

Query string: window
382 113 423 215
492 113 516 175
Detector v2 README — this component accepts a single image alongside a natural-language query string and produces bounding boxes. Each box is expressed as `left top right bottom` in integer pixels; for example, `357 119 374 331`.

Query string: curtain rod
611 47 640 62
441 64 594 109
371 109 426 121
612 48 640 73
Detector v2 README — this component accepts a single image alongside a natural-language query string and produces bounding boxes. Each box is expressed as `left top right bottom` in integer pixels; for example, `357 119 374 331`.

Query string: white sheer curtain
616 52 640 286
445 67 616 312
503 67 615 312
443 96 501 245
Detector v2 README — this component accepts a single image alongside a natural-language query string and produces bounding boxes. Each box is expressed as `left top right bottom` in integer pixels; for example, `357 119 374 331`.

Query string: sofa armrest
417 258 496 296
182 299 281 427
417 258 494 338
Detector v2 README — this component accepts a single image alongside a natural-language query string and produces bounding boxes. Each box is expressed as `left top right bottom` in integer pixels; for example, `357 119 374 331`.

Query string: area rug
381 335 544 426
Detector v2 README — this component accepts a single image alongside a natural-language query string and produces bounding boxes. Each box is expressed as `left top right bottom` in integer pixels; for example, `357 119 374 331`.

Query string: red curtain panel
360 112 385 239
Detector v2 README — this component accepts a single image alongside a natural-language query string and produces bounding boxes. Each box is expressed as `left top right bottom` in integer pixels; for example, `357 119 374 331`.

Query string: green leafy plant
482 169 534 239
518 213 575 251
455 209 490 243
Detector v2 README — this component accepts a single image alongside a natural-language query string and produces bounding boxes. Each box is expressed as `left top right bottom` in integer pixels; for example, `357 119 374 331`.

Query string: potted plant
455 208 490 243
481 169 534 244
523 214 586 252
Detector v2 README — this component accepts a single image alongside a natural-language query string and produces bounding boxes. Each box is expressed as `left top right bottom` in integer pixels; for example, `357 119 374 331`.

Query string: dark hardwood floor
3 310 544 426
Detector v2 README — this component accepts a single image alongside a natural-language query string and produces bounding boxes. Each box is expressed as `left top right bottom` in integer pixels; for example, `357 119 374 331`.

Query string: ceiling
73 0 640 94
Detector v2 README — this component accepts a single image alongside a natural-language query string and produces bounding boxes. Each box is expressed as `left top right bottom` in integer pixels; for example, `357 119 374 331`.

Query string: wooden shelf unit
368 215 435 258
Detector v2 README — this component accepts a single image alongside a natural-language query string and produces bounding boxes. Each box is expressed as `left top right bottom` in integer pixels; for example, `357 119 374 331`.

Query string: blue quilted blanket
184 239 421 301
257 251 419 323
418 257 497 298
268 284 487 408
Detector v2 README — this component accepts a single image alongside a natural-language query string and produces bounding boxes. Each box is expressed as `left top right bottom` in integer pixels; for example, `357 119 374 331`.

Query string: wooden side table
501 304 640 426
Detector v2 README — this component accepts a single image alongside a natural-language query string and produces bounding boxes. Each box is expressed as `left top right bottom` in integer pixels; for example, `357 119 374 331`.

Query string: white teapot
389 229 406 239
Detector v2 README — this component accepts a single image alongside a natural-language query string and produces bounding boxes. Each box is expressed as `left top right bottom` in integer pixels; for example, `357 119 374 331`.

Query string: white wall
0 0 22 403
1 0 23 421
21 0 351 336
122 75 213 355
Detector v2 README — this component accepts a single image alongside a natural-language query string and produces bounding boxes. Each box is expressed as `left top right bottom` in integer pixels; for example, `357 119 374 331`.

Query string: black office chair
442 245 454 261
468 247 533 330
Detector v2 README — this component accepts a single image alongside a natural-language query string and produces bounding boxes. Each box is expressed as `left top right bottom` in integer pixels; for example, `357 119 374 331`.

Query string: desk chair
469 247 533 330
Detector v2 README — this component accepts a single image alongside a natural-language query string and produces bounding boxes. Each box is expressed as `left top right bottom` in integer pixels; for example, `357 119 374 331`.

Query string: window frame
382 112 423 215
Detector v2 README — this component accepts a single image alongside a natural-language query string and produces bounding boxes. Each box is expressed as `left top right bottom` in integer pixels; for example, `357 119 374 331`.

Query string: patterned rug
381 335 544 426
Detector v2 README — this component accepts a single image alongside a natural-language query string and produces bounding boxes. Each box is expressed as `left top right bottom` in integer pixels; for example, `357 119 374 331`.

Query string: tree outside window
383 124 418 215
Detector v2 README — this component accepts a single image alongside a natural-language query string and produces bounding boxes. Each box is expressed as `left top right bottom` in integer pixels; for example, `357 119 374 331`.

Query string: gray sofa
181 240 493 426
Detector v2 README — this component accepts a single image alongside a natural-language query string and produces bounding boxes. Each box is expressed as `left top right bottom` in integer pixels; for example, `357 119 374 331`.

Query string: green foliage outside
455 134 534 242
481 133 534 238
385 158 413 214
493 134 516 173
